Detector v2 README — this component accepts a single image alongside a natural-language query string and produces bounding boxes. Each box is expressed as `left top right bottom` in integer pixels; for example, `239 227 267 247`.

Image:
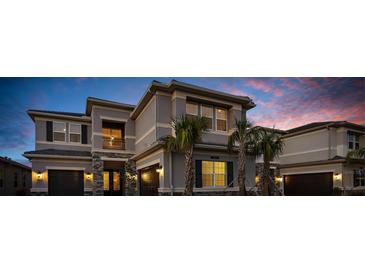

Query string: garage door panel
48 170 84 196
284 172 333 196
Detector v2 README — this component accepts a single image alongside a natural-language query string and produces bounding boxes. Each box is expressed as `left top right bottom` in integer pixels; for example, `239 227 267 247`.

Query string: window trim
69 123 81 144
348 132 360 151
215 107 228 132
53 121 66 143
186 101 199 116
353 169 365 188
201 160 226 188
200 104 213 131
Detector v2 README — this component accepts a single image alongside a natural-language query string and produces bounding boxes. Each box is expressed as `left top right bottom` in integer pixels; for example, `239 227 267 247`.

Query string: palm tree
228 119 259 195
254 127 284 196
347 147 365 160
162 115 208 195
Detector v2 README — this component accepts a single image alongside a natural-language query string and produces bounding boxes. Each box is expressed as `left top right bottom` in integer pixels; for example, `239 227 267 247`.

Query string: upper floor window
23 174 26 187
0 168 3 188
201 105 213 130
69 123 81 143
102 121 125 150
53 122 66 142
202 161 226 187
348 132 360 150
216 108 227 131
14 172 18 188
186 102 198 120
354 168 365 187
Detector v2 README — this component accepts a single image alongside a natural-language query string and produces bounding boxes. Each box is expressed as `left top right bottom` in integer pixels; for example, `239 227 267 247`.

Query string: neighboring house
0 156 31 196
278 121 365 195
24 80 255 196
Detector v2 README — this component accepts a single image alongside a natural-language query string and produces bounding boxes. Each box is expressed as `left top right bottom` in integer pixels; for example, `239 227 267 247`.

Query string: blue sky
0 77 364 165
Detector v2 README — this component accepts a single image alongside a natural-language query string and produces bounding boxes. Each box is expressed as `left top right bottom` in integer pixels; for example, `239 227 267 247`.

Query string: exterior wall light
156 165 163 174
334 173 342 181
36 171 43 180
86 173 92 180
275 176 283 184
255 175 260 185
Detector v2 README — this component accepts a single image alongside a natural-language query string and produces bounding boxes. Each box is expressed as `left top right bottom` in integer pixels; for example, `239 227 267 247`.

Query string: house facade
279 122 365 195
0 156 31 196
24 80 255 196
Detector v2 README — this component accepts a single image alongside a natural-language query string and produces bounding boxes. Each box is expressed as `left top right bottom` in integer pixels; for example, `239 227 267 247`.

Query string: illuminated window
113 172 120 191
348 132 360 150
186 102 198 120
53 122 66 142
201 105 213 130
69 123 81 143
102 122 124 150
103 172 110 191
202 161 226 187
216 108 227 131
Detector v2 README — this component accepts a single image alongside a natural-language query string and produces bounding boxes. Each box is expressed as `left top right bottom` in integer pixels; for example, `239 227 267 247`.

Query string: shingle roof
0 157 31 170
23 149 91 158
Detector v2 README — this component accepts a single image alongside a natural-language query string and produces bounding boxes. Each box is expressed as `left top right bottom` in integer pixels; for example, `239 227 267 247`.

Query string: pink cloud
244 79 284 96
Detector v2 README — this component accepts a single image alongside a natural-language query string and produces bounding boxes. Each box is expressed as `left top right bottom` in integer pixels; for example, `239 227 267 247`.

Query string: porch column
92 154 104 196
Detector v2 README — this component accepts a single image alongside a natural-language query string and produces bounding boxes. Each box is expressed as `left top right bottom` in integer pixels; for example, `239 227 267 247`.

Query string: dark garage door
140 165 159 196
284 172 333 196
48 170 84 196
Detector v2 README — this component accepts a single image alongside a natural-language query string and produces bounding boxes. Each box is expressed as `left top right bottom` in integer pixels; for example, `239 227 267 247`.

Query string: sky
0 77 364 165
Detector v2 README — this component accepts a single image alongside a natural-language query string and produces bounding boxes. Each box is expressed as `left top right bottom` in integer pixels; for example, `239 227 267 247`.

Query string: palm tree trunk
184 146 194 195
262 159 270 196
237 143 247 196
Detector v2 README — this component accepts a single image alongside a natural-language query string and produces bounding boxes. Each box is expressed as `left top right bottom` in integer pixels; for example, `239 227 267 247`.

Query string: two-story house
279 121 365 195
24 80 255 195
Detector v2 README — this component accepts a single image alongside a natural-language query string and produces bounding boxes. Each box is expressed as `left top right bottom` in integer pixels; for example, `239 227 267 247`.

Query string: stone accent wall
92 154 104 196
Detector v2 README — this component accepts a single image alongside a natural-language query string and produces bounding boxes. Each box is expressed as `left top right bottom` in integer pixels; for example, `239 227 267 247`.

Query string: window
201 105 213 130
69 123 81 143
0 169 3 188
216 108 227 131
186 102 198 120
354 168 365 187
53 122 66 142
348 132 360 150
202 161 226 187
14 172 18 188
102 122 124 150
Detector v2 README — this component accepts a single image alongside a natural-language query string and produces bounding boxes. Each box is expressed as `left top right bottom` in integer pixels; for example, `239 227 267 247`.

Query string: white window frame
202 160 226 188
353 169 365 187
186 102 199 117
200 104 213 131
215 107 228 132
347 132 360 151
53 121 66 142
69 123 81 144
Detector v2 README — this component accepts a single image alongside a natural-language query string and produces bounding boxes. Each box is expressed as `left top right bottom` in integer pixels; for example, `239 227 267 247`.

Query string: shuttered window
69 123 81 143
53 122 66 142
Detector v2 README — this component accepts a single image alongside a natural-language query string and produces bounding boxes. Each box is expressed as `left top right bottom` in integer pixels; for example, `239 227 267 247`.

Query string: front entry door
103 170 122 196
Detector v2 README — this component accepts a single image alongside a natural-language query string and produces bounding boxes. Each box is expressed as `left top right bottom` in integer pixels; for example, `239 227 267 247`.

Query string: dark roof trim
130 80 255 119
0 157 31 170
28 110 91 122
86 97 135 115
280 156 365 169
23 149 92 160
